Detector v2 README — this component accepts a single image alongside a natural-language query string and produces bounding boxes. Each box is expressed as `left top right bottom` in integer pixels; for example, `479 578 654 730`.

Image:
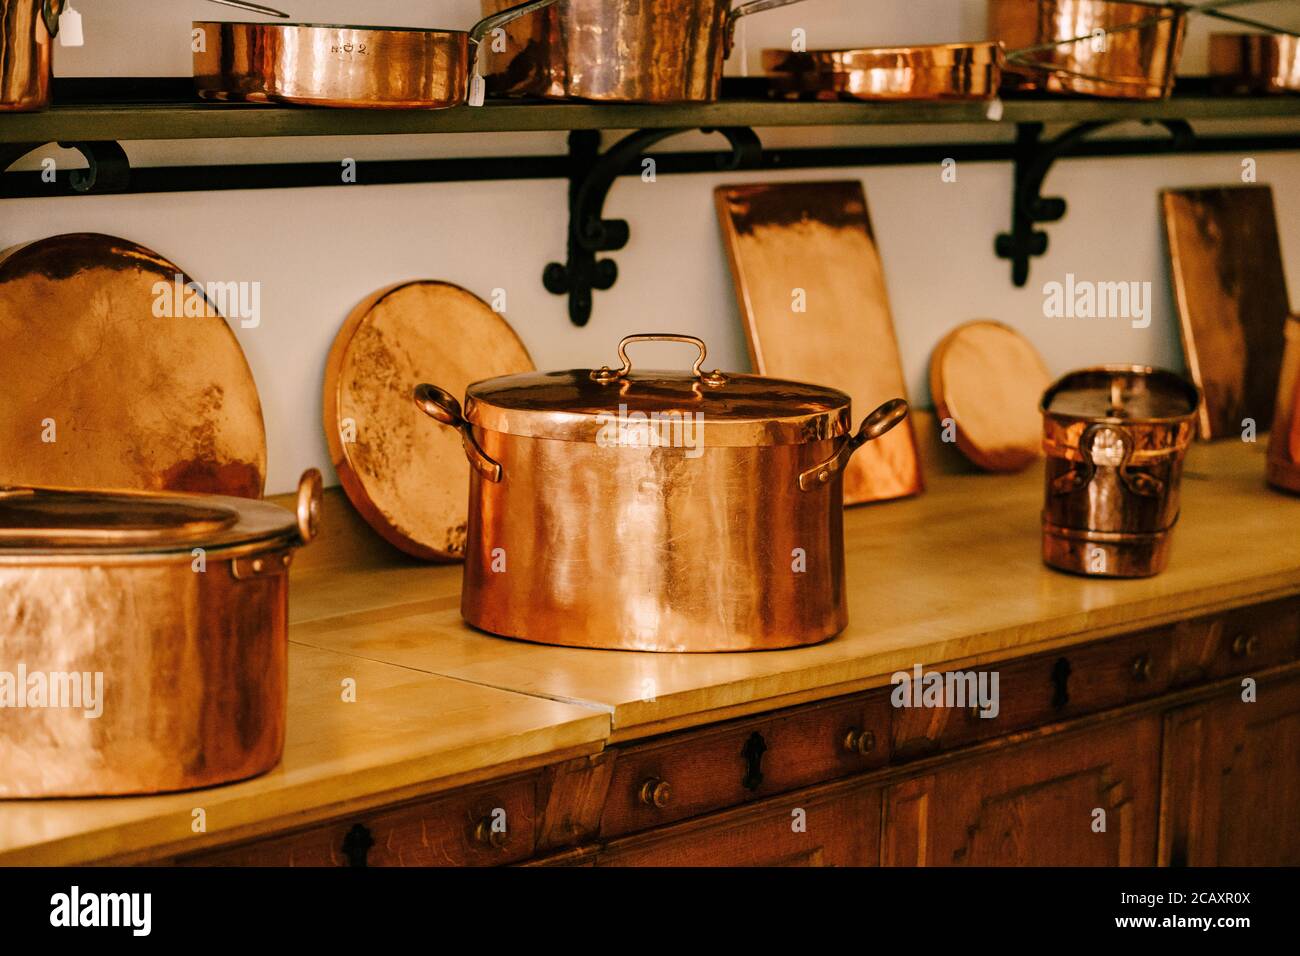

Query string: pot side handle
726 0 809 57
468 0 561 94
797 398 908 492
413 383 504 483
295 468 324 545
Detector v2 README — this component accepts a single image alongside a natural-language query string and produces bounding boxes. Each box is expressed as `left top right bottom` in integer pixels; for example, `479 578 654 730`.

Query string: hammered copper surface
989 0 1186 99
763 43 1002 101
929 321 1051 473
1161 185 1291 439
480 0 806 103
1210 32 1300 94
714 181 923 506
0 473 320 797
0 233 266 497
193 1 557 108
1041 367 1199 578
0 0 58 111
415 333 906 652
323 281 533 561
1267 315 1300 494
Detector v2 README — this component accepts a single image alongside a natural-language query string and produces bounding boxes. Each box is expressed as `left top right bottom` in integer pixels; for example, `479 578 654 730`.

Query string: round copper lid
0 486 298 555
464 335 852 447
1043 366 1200 423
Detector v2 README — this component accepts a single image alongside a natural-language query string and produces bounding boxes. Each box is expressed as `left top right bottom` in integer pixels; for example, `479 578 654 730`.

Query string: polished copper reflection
415 333 907 652
323 281 533 561
0 0 59 111
1161 185 1290 439
989 0 1186 99
0 233 267 498
0 471 320 797
1210 32 1300 94
1267 314 1300 494
763 43 1002 101
480 0 807 103
194 1 557 109
1041 367 1199 578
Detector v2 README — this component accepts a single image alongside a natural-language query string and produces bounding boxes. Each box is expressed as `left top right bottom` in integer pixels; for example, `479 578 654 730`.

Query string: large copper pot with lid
413 334 907 652
0 470 321 797
1041 367 1199 578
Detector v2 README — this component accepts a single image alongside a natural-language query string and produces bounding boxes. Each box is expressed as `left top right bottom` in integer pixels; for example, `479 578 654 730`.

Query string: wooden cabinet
882 716 1161 866
1160 672 1300 866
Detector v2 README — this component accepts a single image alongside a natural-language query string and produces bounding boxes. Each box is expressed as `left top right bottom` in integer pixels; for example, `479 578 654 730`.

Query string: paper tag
59 5 84 47
468 73 486 107
985 96 1004 122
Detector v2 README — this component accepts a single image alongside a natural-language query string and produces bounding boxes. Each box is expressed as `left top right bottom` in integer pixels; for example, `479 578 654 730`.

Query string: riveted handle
591 333 727 387
413 383 503 483
638 777 672 809
798 399 908 492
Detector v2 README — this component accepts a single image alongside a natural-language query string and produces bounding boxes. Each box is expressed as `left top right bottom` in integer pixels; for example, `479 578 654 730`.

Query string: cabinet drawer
184 774 536 867
892 629 1175 758
1171 597 1300 685
601 692 890 839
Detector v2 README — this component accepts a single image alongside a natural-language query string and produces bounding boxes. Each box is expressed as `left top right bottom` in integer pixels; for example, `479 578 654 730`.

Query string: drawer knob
1231 634 1259 658
843 728 876 755
638 777 672 809
474 816 510 849
1130 653 1154 682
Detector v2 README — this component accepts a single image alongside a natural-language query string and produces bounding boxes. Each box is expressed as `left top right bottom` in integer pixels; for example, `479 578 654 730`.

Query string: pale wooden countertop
3 437 1295 863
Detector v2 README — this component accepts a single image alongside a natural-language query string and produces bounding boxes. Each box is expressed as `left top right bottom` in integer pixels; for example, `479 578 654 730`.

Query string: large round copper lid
0 486 300 556
1042 366 1201 423
464 334 852 447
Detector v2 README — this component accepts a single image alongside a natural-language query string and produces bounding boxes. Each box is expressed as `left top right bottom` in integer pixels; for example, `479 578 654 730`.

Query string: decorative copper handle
474 816 510 849
798 398 908 492
413 383 503 483
591 333 727 387
1050 423 1164 498
638 777 672 809
295 468 323 545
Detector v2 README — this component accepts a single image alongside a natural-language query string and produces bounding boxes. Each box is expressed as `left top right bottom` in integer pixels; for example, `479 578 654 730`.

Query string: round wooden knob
1131 654 1154 682
638 777 672 809
474 817 509 849
842 728 876 755
1231 634 1259 658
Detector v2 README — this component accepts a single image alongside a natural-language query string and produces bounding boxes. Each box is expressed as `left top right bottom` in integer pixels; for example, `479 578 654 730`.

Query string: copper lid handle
798 399 908 492
295 468 323 545
413 384 503 483
591 333 728 387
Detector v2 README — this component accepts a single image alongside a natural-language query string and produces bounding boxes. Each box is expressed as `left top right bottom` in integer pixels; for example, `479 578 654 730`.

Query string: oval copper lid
0 486 297 555
465 370 852 447
1042 366 1201 423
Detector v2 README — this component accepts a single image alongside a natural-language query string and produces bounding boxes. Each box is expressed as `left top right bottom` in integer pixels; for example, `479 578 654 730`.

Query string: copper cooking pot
1210 31 1300 94
194 0 557 109
0 0 60 111
413 333 907 652
480 0 808 103
763 42 1003 101
0 470 321 797
990 0 1187 99
1041 367 1199 578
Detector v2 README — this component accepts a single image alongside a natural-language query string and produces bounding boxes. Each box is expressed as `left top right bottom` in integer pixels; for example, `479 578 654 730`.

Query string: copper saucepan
763 42 1003 101
479 0 810 103
194 0 558 109
413 333 908 652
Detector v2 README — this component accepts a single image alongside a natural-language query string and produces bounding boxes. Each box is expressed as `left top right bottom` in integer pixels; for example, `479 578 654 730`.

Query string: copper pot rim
1040 364 1202 426
194 20 470 38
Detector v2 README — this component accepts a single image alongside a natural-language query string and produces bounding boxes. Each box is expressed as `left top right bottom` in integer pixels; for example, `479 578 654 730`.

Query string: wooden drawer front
1171 597 1300 686
883 715 1161 866
892 629 1174 758
185 775 536 867
597 779 881 867
601 692 890 839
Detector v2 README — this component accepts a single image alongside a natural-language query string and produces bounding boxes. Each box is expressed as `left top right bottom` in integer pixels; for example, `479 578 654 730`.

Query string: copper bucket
1267 314 1300 494
0 0 60 112
1041 367 1199 578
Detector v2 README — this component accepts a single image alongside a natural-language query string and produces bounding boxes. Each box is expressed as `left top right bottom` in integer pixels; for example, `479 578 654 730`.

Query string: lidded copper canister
1267 314 1300 494
1041 367 1200 578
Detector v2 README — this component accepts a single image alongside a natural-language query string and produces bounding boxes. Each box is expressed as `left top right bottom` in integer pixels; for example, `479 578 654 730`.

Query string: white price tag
985 97 1004 122
468 73 486 107
59 5 85 47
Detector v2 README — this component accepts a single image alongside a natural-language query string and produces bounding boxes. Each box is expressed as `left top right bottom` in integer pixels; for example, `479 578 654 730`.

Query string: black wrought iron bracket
0 140 131 195
543 127 762 326
995 118 1194 286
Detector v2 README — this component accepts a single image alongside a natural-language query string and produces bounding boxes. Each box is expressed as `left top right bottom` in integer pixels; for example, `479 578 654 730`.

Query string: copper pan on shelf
763 42 1003 101
1210 32 1300 94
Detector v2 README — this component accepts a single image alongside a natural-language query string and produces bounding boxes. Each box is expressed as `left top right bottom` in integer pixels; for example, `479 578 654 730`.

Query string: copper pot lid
0 485 302 556
929 321 1051 473
1043 366 1200 423
464 334 852 447
324 281 534 561
0 233 267 498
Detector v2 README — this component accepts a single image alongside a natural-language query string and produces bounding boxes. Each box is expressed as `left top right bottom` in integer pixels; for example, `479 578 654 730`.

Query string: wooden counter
3 437 1297 865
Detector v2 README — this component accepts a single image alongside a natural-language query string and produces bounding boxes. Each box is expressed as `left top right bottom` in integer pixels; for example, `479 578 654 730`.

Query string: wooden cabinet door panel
883 716 1160 866
1161 672 1300 866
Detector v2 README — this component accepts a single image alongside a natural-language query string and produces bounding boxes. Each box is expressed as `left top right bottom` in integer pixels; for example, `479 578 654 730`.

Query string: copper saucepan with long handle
194 0 558 109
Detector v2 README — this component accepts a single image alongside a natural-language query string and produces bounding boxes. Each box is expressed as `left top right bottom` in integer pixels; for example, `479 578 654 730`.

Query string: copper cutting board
715 181 923 504
1162 185 1291 439
0 233 266 497
323 280 534 561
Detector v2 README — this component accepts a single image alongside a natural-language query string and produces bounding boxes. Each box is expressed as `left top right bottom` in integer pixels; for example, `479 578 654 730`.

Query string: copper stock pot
414 334 907 652
0 470 321 797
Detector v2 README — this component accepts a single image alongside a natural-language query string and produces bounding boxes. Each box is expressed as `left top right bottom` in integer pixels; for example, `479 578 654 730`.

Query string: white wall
11 0 1300 492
